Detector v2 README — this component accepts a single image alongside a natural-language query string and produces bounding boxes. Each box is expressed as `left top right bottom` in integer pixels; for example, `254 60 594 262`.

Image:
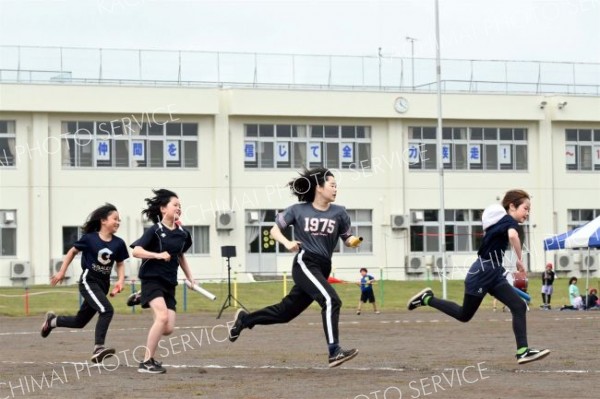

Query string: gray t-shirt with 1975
275 203 353 259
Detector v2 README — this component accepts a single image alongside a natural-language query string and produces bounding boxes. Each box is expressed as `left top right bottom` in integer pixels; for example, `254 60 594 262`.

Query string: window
334 209 373 254
246 210 292 254
187 226 210 254
565 129 600 171
408 126 528 171
410 209 483 253
62 226 83 255
568 209 600 231
0 121 16 167
244 124 371 169
61 120 198 168
0 210 17 256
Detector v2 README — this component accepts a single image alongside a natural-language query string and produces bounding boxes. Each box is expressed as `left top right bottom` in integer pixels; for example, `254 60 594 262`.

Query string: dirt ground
1 307 598 399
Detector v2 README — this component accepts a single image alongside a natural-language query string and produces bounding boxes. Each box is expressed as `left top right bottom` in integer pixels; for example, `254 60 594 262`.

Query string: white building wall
1 84 599 285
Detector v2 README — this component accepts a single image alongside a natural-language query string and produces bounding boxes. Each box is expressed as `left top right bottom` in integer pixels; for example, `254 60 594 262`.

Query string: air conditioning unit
49 258 73 280
390 214 409 229
216 211 235 230
247 211 260 223
555 252 577 272
580 253 599 272
405 255 426 274
433 254 449 274
10 261 31 280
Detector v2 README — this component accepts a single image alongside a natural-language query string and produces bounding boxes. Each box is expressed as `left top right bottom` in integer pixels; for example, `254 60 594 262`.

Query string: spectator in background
561 277 583 310
541 262 555 310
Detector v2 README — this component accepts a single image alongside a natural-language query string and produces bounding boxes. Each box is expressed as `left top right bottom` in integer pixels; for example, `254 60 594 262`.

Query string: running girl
41 203 129 363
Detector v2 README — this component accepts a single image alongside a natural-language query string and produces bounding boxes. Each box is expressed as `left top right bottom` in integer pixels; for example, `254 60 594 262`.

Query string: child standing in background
541 262 555 310
41 203 129 363
357 268 380 315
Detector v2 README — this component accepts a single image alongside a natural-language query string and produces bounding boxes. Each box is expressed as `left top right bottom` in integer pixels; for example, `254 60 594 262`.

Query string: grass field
1 277 596 317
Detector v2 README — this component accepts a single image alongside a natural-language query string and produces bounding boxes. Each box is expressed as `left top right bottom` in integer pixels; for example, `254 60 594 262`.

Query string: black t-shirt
130 223 192 285
73 232 129 281
542 270 555 285
477 214 519 264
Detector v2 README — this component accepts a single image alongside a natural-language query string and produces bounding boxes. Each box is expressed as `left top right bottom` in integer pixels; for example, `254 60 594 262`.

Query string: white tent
543 216 600 309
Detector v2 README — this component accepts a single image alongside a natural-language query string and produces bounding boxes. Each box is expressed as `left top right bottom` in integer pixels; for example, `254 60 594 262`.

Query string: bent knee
458 315 474 323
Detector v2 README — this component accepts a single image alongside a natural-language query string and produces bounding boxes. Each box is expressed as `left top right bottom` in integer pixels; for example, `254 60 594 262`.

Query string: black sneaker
138 358 166 374
126 291 142 307
407 288 433 310
228 309 248 342
516 348 551 364
91 347 116 363
328 348 359 368
40 311 56 338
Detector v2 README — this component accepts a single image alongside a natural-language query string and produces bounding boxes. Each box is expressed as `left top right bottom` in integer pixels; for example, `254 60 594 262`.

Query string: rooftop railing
1 45 598 95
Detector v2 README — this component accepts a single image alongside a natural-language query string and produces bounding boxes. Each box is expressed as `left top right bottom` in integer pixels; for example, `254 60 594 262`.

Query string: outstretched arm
51 247 80 286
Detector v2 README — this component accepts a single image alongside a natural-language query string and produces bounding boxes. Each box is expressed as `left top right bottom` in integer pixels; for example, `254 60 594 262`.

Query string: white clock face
394 97 409 113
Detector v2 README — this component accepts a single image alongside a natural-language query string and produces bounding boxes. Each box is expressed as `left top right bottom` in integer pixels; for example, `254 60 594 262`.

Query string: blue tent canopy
543 216 600 251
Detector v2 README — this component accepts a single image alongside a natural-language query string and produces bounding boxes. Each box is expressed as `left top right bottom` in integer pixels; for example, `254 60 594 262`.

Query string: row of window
565 129 600 171
408 127 528 171
61 121 199 168
2 120 600 172
244 124 372 169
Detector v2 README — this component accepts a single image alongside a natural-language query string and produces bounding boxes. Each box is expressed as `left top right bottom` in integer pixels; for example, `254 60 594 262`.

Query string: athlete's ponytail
287 167 334 203
141 189 178 223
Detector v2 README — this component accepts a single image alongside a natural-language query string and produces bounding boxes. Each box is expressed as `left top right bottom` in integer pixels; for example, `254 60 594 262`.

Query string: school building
1 47 599 286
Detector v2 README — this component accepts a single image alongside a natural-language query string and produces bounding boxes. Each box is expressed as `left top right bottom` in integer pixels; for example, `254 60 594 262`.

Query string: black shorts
464 258 506 298
140 279 177 311
360 290 376 303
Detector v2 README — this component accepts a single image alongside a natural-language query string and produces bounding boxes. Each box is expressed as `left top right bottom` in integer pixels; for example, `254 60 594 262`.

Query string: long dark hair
82 203 118 233
141 189 178 223
288 167 334 203
569 277 578 285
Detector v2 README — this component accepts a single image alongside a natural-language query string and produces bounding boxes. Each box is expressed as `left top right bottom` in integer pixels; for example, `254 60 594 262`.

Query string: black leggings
56 273 114 346
428 280 528 349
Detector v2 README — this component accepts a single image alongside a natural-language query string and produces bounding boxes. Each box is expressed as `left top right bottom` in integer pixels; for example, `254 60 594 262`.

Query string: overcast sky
0 0 598 62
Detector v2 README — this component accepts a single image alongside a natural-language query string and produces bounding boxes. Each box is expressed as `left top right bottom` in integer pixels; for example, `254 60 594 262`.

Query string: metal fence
1 45 599 95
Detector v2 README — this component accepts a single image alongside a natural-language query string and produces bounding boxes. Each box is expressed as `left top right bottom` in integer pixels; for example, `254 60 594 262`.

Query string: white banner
407 143 420 164
441 144 451 164
276 142 289 162
131 140 145 160
339 142 354 162
244 142 256 162
165 140 180 161
565 145 576 165
498 144 511 164
308 142 321 162
96 140 110 161
468 144 481 164
594 146 600 165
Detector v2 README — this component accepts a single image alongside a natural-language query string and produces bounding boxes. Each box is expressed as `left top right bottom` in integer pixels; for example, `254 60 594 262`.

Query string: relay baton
512 286 531 303
184 280 217 301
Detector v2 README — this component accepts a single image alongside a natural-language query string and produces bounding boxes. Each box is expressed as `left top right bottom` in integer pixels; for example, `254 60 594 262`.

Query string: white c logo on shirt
97 248 113 265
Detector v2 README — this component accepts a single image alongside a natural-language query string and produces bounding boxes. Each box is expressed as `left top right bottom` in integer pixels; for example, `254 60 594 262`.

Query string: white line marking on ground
2 360 599 374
